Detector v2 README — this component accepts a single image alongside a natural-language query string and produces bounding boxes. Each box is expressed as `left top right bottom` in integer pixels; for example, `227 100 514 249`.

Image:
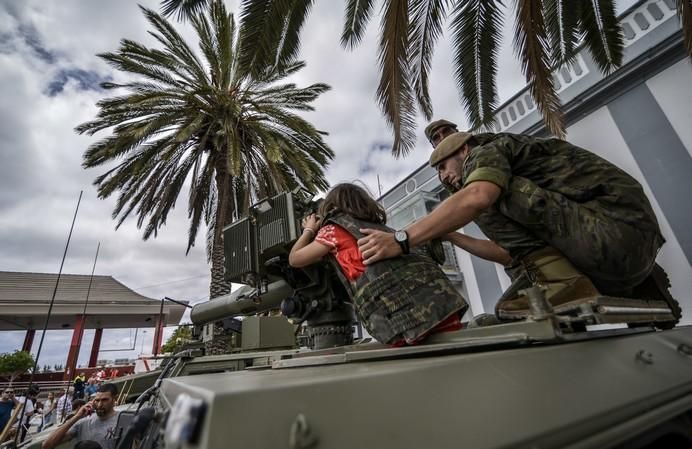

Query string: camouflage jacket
325 213 468 344
460 133 663 235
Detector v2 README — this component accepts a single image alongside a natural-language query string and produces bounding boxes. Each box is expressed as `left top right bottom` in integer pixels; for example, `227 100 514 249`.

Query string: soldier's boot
496 247 600 320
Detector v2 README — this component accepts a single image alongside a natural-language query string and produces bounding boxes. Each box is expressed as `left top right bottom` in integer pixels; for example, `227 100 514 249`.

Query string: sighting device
191 188 357 349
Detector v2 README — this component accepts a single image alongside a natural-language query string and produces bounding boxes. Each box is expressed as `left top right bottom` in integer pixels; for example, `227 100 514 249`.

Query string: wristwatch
394 230 410 255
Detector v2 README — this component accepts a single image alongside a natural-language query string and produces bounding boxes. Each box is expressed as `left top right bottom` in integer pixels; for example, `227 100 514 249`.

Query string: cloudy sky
0 0 638 368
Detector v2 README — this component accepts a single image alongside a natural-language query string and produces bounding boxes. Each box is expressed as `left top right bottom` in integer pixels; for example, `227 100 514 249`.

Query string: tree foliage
0 351 35 385
161 0 692 156
77 0 333 281
161 326 194 354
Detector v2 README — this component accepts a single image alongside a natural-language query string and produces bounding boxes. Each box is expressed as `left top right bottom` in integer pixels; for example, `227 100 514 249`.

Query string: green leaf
449 0 503 131
408 0 446 119
578 0 623 73
341 0 376 49
377 0 416 156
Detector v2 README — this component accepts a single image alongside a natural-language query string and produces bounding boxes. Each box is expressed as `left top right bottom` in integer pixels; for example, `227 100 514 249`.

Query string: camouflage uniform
455 133 665 294
325 213 468 344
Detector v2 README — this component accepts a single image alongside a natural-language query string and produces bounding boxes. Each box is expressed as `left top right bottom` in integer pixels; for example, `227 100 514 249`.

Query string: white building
380 0 692 324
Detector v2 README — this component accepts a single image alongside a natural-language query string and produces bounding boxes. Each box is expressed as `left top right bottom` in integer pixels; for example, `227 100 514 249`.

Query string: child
289 183 468 345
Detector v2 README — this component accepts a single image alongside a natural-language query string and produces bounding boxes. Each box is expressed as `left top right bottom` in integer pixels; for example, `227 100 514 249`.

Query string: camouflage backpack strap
326 256 356 298
324 212 392 240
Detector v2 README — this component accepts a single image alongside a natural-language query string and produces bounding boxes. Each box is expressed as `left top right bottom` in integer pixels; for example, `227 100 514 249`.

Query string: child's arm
289 214 331 267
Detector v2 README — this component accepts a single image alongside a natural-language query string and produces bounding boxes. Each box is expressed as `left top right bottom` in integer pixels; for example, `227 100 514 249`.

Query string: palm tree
162 0 692 156
77 1 333 310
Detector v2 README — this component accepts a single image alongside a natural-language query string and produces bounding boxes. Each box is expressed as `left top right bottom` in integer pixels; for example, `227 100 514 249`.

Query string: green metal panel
240 315 296 351
160 326 692 449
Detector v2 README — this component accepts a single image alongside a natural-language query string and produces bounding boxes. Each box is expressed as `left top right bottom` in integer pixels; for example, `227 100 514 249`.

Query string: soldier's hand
357 229 402 265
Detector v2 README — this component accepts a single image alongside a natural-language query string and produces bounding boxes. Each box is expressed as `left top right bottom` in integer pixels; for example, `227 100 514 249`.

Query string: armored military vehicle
10 189 691 449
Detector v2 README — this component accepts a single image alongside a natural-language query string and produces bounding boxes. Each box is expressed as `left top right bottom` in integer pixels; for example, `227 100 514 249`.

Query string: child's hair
318 183 387 225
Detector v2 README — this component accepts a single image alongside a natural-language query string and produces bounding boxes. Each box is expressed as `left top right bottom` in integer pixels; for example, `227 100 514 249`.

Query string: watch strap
396 231 410 255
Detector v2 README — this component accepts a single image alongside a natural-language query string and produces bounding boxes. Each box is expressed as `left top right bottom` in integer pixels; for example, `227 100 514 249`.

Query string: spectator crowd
0 368 119 444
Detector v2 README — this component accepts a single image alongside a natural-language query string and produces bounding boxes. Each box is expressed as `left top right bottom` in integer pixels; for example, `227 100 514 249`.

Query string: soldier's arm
444 232 511 266
407 180 501 246
359 181 501 265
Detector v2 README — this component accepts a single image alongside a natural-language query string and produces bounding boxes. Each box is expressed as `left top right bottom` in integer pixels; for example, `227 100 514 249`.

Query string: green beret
424 119 458 140
429 132 472 166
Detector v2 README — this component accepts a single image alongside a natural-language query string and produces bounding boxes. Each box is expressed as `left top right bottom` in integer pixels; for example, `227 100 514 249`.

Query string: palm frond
274 0 315 68
140 6 210 84
408 0 446 120
678 0 692 58
543 0 582 65
341 0 376 49
160 0 210 21
449 0 503 131
578 0 623 73
514 0 564 137
237 0 297 76
78 0 333 256
377 0 416 156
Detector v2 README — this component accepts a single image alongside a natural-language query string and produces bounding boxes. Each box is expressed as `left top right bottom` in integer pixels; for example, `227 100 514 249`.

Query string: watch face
394 230 407 242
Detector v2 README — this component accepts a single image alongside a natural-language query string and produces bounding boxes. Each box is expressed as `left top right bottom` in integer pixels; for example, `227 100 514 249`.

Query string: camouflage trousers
475 177 664 294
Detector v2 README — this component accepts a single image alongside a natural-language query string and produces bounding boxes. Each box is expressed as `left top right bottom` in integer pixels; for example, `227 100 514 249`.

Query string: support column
22 329 35 352
152 317 164 356
88 328 103 367
64 315 86 381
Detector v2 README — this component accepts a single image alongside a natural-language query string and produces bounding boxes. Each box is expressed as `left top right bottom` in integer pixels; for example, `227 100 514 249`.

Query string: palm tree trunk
204 162 234 355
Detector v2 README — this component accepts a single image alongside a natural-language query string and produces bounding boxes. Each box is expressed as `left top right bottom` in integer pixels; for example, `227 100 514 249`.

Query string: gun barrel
190 280 292 325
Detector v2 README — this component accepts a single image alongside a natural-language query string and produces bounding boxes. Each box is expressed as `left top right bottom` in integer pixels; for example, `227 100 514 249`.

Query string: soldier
424 119 458 147
425 120 514 282
357 131 669 320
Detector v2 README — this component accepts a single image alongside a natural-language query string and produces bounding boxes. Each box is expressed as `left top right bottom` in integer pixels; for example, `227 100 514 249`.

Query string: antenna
64 242 101 381
16 191 82 442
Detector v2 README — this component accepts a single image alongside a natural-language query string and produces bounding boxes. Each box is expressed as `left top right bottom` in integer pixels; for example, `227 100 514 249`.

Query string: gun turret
190 281 292 324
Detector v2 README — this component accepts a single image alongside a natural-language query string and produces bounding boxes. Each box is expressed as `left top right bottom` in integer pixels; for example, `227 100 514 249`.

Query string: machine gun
190 188 358 350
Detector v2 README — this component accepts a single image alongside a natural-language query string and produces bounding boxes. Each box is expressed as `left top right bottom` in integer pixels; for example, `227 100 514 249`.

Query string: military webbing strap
326 256 356 298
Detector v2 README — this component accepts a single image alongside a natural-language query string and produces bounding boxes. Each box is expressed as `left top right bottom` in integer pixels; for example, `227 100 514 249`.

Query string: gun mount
190 188 357 349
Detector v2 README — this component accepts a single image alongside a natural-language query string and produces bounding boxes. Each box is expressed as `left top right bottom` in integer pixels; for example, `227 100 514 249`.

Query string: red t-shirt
315 224 462 344
315 224 366 281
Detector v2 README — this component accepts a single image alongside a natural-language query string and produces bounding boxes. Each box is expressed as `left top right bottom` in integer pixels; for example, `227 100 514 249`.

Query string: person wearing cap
358 131 666 320
424 119 458 147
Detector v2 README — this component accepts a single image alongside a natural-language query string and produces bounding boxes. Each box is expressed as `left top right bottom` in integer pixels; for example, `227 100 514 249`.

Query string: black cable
15 191 82 444
80 242 101 317
163 296 193 309
64 242 101 380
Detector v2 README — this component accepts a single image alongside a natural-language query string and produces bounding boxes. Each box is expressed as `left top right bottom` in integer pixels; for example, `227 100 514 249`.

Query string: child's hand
302 214 319 233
